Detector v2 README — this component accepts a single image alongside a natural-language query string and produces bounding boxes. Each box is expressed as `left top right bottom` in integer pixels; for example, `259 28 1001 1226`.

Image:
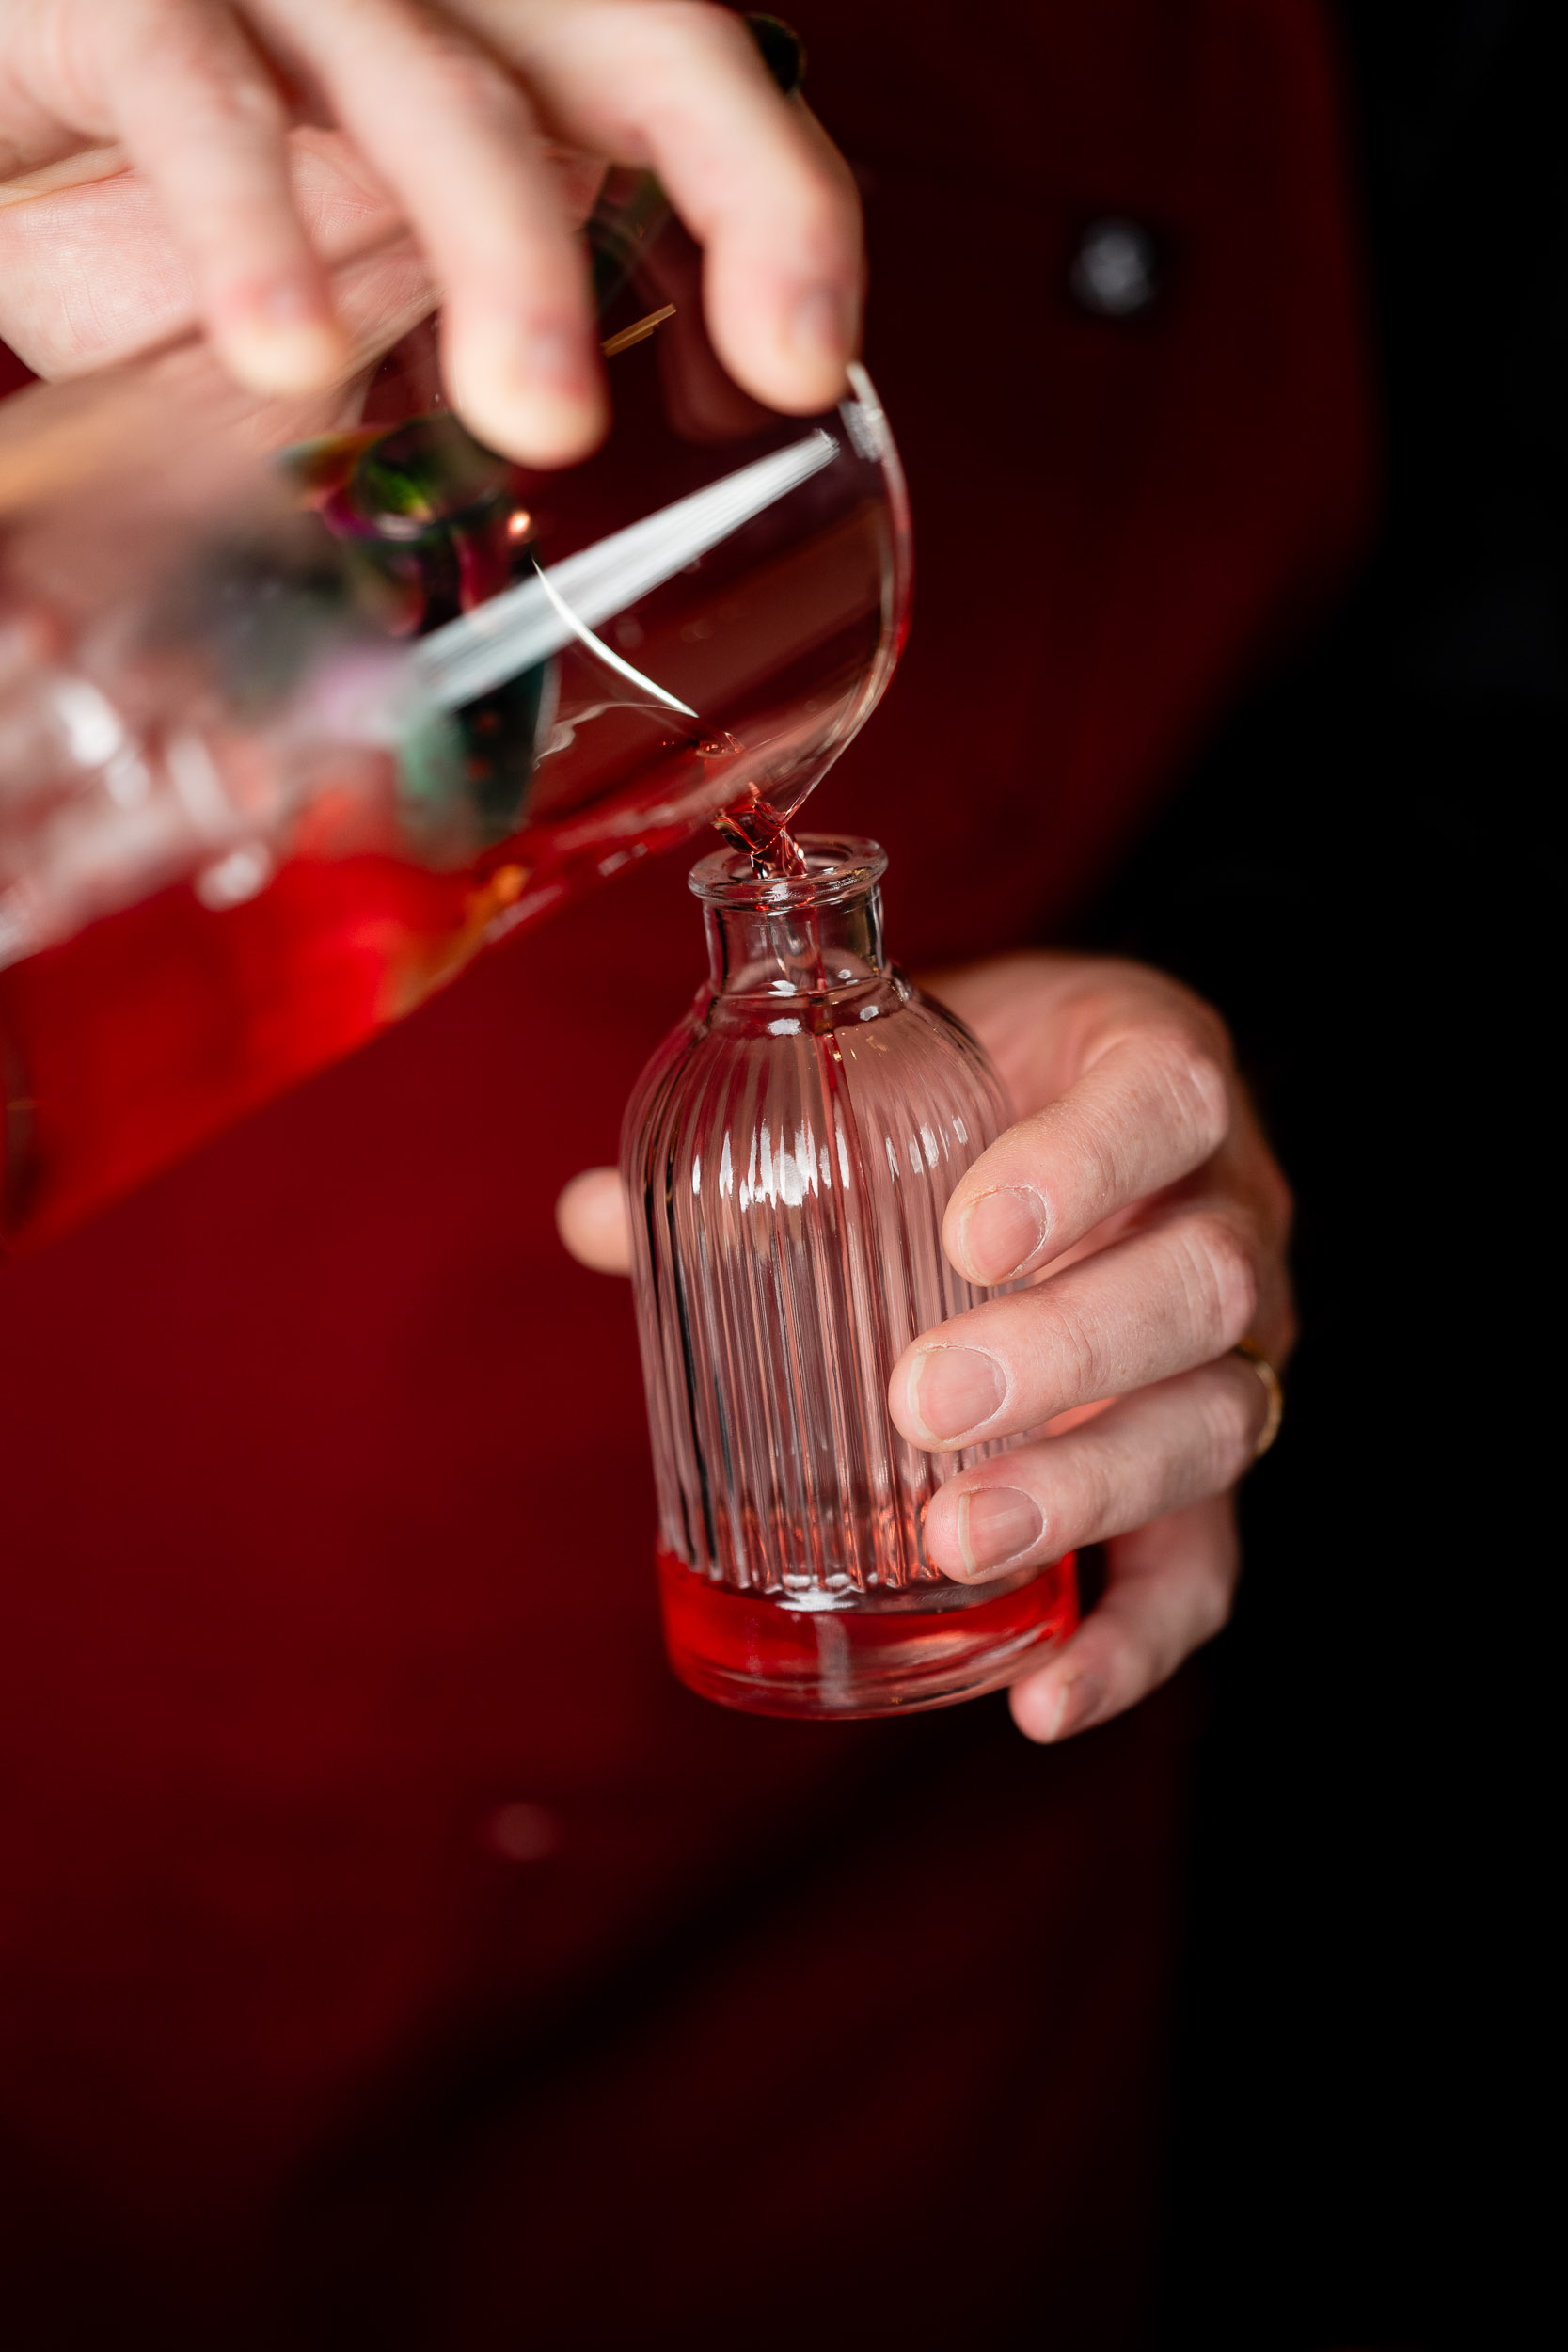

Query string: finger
889 1198 1259 1449
0 128 404 376
104 0 347 391
0 146 131 202
460 0 863 412
556 1168 632 1274
328 232 437 372
1008 1494 1239 1743
943 1021 1232 1287
255 0 605 463
656 80 863 413
921 1359 1269 1582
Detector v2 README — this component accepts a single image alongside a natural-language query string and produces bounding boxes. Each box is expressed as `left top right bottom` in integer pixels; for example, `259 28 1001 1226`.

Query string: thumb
556 1168 632 1275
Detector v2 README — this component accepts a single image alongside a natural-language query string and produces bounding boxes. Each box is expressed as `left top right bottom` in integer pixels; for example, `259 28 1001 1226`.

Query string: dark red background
0 5 1373 2342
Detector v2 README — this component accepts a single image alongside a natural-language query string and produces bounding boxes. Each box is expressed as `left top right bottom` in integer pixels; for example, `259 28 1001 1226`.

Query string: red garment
0 4 1370 2340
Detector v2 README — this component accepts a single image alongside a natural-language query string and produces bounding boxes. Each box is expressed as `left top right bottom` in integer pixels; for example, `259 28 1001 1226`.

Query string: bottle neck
704 886 885 998
690 835 891 1002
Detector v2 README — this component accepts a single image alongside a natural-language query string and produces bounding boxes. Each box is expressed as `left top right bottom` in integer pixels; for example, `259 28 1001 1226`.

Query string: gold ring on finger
1232 1339 1284 1459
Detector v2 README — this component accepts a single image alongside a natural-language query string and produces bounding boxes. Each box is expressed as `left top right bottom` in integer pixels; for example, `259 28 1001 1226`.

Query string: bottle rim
689 833 887 910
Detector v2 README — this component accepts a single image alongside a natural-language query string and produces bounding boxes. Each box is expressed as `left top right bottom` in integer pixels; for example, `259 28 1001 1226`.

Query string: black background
1084 3 1561 2342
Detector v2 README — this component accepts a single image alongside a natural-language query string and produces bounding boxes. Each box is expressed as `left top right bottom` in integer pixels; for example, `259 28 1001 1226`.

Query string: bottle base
656 1546 1079 1720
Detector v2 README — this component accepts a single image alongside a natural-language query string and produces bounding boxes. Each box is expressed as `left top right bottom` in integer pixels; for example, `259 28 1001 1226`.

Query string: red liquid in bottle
634 834 1077 1719
657 1544 1078 1718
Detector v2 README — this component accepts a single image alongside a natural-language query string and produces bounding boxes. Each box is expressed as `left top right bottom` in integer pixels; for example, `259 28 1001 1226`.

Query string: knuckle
1148 1029 1230 1163
1200 1374 1262 1486
127 8 283 127
1045 1296 1106 1406
639 3 753 63
410 35 528 137
120 0 211 72
1067 1436 1120 1541
1054 1093 1123 1214
1117 1597 1186 1701
1180 1047 1231 1156
206 72 286 137
1260 1152 1294 1234
1180 1212 1259 1350
1191 1569 1235 1647
614 1 751 94
1190 1502 1242 1641
188 82 284 142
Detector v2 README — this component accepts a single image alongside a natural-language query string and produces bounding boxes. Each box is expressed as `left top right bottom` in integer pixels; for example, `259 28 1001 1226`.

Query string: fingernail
908 1343 1006 1443
790 281 860 374
220 287 345 394
459 324 602 464
517 324 595 393
955 1486 1042 1575
954 1185 1047 1282
1035 1673 1105 1743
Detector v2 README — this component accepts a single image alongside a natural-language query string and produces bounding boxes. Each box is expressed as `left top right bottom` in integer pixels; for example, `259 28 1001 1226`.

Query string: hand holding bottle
558 951 1295 1740
0 1 861 460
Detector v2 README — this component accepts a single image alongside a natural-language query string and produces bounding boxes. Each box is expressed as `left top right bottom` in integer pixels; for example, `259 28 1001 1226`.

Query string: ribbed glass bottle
623 835 1077 1717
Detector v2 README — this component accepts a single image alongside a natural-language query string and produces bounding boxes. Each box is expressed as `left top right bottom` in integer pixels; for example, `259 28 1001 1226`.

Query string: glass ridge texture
624 835 1078 1717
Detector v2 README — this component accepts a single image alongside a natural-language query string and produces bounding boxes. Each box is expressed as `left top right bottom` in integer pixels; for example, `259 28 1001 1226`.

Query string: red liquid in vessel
1 137 903 1254
0 490 885 1253
657 1546 1078 1718
0 767 815 1253
714 794 809 879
